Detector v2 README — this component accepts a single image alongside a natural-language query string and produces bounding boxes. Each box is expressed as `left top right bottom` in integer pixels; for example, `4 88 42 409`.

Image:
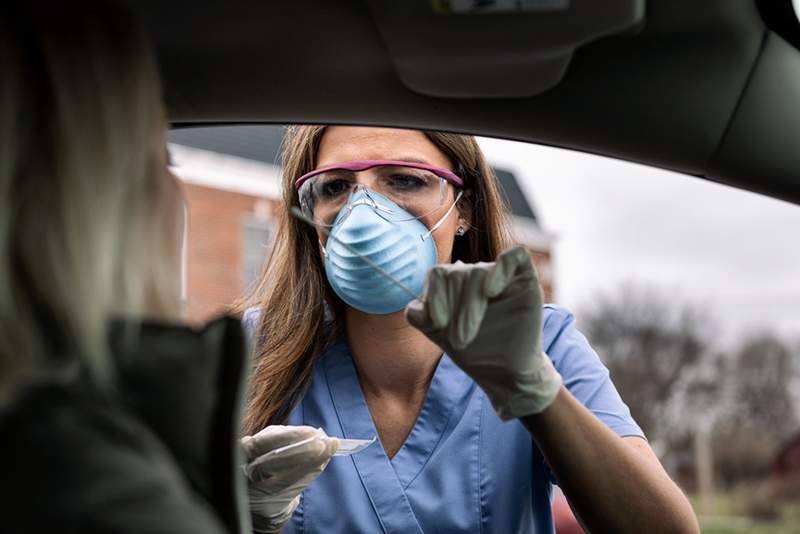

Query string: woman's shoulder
541 303 578 340
541 305 646 440
540 304 597 366
0 385 227 533
542 303 574 322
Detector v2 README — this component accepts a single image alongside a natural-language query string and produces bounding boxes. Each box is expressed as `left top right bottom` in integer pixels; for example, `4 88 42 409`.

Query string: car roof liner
364 0 645 98
137 0 800 204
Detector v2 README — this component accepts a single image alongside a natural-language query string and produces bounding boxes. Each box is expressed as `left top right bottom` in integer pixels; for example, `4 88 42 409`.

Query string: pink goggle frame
295 159 466 189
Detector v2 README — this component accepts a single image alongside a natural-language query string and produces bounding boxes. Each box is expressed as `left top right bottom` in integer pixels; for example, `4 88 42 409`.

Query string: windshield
170 124 800 533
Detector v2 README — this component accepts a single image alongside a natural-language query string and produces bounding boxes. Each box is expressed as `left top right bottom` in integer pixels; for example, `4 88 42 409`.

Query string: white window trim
169 143 282 199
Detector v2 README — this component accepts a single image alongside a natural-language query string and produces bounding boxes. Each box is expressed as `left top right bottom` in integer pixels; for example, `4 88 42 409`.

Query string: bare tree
712 334 798 487
578 285 709 444
579 285 799 490
729 334 797 433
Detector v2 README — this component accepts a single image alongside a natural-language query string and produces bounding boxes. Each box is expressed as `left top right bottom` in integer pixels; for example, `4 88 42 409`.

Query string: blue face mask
323 188 447 315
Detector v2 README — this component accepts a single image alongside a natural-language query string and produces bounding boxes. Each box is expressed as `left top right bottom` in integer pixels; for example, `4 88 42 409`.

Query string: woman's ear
456 189 474 233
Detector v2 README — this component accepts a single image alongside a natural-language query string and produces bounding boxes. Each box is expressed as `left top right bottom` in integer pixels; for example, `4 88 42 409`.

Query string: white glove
405 245 562 421
241 425 339 533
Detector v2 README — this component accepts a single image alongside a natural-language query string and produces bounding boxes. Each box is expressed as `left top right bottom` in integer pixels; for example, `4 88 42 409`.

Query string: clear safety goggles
295 159 465 228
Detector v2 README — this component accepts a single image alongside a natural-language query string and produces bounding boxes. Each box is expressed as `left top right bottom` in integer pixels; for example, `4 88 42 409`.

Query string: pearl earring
456 226 466 236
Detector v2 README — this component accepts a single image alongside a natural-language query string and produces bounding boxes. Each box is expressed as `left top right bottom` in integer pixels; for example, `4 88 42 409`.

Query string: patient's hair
0 0 182 408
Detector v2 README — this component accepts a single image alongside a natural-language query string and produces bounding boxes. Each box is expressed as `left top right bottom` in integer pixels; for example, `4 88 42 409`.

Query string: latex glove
405 245 562 421
241 425 339 533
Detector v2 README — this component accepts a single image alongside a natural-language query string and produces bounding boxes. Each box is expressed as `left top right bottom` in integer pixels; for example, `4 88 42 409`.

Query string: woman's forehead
316 127 451 169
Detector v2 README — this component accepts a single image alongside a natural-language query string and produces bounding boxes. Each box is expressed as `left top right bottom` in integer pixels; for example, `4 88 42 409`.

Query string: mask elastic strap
422 190 464 242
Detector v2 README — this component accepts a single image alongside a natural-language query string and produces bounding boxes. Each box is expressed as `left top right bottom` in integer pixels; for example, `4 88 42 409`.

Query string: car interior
140 0 800 530
139 0 800 200
137 1 800 529
9 1 797 532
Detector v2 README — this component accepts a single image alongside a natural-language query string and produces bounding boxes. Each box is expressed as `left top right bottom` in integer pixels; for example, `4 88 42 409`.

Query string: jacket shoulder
0 386 229 533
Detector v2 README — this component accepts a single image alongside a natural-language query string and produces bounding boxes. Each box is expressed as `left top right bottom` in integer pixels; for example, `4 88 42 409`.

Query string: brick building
169 126 555 322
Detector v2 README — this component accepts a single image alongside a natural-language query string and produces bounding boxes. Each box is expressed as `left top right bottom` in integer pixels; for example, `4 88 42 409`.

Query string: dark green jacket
0 317 250 533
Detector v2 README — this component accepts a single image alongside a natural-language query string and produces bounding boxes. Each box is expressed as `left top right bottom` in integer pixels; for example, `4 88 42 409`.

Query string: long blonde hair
0 0 181 409
240 126 514 433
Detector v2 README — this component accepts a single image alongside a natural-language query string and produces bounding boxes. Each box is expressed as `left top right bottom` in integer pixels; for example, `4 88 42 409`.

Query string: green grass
689 494 800 534
701 524 800 534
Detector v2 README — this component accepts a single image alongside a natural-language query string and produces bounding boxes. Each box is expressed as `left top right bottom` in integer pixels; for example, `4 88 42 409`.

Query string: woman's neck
345 307 443 400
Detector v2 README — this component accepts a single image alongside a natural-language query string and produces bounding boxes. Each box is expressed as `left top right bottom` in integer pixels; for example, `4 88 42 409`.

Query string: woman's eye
387 174 426 191
318 179 351 199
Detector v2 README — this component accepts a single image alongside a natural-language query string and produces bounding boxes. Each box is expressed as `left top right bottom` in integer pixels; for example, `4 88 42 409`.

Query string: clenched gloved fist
405 245 562 421
241 425 339 533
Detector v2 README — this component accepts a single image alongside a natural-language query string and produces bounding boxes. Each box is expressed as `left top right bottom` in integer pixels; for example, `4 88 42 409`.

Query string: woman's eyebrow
392 157 431 165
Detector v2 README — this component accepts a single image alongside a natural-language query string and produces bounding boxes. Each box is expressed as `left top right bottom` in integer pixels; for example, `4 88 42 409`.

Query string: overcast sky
478 137 800 347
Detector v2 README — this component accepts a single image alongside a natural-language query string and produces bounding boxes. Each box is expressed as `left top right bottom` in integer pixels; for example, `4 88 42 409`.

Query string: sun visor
365 0 645 98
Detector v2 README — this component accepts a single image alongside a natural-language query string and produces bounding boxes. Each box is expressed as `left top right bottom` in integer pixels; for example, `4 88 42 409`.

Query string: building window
241 215 273 290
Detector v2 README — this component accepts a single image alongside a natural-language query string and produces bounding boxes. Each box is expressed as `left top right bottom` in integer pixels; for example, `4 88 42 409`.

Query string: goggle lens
298 163 459 227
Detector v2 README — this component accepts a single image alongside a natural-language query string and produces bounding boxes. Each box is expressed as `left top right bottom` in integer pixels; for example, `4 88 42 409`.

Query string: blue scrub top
244 305 644 533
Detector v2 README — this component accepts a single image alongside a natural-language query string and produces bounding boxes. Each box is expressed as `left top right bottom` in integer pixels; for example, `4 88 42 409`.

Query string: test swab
332 436 377 456
248 431 376 468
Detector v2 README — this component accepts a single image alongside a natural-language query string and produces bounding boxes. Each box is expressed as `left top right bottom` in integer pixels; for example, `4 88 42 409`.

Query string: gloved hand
241 425 339 533
405 245 562 421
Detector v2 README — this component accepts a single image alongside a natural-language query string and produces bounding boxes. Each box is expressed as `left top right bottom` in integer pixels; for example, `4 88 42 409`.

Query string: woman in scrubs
240 126 698 533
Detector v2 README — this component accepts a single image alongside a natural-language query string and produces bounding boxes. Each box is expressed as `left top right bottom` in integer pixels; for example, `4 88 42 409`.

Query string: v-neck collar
322 339 474 531
323 340 474 485
324 340 422 534
389 353 472 488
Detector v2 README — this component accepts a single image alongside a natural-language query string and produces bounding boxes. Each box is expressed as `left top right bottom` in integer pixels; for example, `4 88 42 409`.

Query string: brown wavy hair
239 126 514 434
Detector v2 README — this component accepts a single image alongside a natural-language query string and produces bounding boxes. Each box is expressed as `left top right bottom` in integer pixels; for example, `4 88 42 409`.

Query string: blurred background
169 125 800 534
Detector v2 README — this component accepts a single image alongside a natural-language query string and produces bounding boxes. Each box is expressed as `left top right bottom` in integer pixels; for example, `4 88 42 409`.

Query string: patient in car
0 1 248 532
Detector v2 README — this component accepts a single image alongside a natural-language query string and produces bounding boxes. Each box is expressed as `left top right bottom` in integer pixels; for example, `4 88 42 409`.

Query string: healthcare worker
240 126 699 533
